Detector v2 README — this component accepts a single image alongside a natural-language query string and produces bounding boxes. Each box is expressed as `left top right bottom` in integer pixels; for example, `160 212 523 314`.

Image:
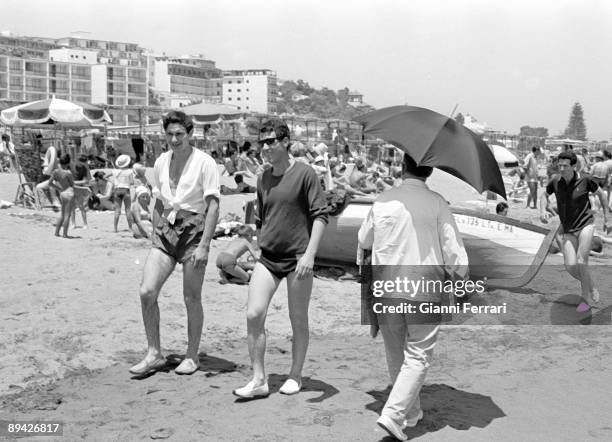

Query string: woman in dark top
233 119 328 399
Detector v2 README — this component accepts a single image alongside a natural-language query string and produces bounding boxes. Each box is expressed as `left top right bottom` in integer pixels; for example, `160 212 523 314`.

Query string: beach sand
1 171 612 441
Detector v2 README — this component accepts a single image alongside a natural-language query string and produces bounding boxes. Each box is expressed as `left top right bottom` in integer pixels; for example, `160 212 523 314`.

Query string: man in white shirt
129 110 220 377
358 154 468 440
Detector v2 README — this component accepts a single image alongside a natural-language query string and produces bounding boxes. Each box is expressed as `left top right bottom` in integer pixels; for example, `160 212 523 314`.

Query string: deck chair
14 180 40 210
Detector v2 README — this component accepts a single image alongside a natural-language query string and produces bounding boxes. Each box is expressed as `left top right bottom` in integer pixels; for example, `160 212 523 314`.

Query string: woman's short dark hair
162 110 194 133
59 153 71 165
93 171 106 180
402 153 433 178
558 150 577 165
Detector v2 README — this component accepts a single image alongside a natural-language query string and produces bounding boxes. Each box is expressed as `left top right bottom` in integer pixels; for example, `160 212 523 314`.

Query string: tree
455 113 465 125
564 102 587 140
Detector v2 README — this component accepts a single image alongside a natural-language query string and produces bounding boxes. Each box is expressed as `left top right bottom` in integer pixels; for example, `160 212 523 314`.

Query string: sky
3 0 612 139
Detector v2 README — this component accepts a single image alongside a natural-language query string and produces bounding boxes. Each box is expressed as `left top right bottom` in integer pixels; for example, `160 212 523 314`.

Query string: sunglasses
257 136 283 147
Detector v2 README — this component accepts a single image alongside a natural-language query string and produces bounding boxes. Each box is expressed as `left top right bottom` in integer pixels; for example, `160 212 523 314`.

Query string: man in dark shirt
233 119 328 399
540 151 610 311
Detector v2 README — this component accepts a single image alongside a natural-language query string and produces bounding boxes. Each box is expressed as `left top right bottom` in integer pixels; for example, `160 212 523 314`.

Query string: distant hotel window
228 89 231 92
237 89 241 92
237 97 241 101
228 80 232 84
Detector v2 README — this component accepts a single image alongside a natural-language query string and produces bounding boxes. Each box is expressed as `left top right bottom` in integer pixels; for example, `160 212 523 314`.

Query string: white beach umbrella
490 144 519 168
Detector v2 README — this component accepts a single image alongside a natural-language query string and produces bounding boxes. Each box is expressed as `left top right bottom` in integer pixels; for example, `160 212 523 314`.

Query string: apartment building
151 54 222 107
222 69 277 114
0 33 149 125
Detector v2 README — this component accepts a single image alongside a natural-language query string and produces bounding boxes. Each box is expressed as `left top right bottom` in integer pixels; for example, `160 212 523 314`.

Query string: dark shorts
114 187 130 200
216 251 235 270
592 177 606 188
152 211 204 264
259 251 298 280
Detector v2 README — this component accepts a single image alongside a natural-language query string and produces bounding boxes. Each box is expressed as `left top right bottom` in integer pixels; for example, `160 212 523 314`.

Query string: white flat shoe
233 381 269 399
174 358 199 375
376 415 407 441
279 379 302 395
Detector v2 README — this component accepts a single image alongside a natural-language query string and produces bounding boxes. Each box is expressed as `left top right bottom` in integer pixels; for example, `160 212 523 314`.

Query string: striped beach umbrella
0 96 111 126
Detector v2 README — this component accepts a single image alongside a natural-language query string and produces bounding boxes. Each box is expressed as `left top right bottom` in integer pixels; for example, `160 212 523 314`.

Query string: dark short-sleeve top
546 172 599 233
256 161 329 258
74 163 89 181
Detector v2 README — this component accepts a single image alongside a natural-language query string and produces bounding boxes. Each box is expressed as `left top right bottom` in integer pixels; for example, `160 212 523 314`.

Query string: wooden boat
314 198 560 289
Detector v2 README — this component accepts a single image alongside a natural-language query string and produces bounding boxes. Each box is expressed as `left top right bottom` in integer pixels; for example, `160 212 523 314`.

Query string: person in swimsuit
91 171 114 211
233 119 328 399
71 154 91 228
132 162 151 191
130 185 153 239
540 150 611 312
112 154 134 233
49 154 75 238
216 225 259 284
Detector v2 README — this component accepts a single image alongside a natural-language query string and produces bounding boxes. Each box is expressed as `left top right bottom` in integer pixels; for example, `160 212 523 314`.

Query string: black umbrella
356 105 506 199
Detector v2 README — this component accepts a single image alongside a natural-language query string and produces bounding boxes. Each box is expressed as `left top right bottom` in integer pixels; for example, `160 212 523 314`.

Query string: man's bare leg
577 224 598 303
285 272 313 384
180 259 206 368
246 263 280 386
131 248 176 372
562 226 596 305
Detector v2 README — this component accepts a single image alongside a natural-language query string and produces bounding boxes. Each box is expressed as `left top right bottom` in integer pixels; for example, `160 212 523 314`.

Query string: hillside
276 80 375 120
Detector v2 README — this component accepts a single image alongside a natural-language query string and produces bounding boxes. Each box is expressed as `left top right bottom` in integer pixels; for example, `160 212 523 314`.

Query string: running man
130 110 220 376
540 150 610 312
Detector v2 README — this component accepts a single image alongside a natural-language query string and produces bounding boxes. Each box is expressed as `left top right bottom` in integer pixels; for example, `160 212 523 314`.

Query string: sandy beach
1 171 612 441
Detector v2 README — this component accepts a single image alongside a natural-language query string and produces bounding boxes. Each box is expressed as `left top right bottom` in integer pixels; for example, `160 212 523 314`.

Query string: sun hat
135 185 150 198
115 154 131 169
313 155 325 164
133 162 146 174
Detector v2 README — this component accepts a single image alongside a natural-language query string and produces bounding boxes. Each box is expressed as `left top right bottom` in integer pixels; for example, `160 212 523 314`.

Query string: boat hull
316 200 558 288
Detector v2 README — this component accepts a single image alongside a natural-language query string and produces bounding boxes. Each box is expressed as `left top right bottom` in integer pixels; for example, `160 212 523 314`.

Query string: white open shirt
152 148 220 224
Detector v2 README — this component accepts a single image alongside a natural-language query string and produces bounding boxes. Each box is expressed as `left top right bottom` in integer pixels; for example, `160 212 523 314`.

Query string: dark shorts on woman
259 250 298 280
114 187 130 201
152 211 204 263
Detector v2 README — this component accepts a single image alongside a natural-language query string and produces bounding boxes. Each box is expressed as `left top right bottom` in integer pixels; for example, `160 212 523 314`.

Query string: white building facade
222 69 277 114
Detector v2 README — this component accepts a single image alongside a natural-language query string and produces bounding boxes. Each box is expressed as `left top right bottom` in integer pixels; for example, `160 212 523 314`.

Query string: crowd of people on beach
4 109 612 440
30 138 154 238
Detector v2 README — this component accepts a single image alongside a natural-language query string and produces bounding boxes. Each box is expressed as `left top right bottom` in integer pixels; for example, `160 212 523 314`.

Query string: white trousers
379 314 439 425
